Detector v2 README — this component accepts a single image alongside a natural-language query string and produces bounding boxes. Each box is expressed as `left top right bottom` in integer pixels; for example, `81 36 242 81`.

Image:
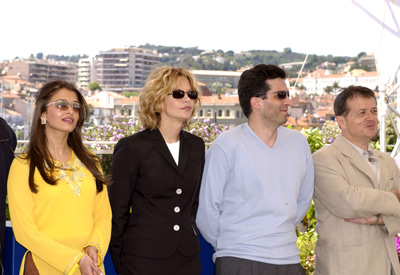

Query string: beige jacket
313 135 400 275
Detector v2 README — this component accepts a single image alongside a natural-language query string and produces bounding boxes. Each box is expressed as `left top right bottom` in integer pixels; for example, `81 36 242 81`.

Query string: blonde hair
138 66 201 129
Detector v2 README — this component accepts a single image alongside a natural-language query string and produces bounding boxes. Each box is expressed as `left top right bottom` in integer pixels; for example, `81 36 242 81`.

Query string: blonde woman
109 67 205 275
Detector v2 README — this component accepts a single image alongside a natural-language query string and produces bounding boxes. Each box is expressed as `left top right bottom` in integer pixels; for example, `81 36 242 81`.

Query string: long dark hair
23 79 106 193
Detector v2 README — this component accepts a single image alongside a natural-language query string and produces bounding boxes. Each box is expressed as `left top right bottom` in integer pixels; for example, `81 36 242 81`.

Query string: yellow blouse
7 151 112 275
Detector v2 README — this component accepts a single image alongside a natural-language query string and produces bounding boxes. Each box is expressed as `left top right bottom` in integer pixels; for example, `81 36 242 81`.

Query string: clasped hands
344 189 400 225
79 245 103 275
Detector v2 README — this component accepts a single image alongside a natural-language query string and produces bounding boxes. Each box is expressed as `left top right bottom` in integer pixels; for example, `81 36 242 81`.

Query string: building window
218 110 222 117
226 110 230 117
121 109 125 115
200 109 203 116
236 111 239 118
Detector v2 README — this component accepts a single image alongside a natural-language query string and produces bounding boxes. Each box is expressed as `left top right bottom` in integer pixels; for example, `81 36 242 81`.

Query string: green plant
297 228 318 275
319 120 340 144
297 200 317 275
370 115 396 151
297 124 336 274
98 154 113 179
306 201 317 229
301 128 325 153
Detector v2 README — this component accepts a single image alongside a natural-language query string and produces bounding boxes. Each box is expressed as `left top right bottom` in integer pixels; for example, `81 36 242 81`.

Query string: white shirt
166 140 180 165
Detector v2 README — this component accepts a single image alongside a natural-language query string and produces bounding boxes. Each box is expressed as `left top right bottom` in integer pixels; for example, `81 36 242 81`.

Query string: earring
41 117 46 125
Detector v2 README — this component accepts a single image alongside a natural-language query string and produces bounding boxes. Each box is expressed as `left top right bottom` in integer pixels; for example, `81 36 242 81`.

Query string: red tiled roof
201 94 239 104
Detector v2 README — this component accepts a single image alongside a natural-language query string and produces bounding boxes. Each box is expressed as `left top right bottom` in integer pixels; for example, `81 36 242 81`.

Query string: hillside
31 45 372 78
138 44 368 77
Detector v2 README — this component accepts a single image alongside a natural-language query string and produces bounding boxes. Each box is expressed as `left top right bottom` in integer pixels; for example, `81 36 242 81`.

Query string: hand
391 189 400 202
86 246 98 266
79 254 103 275
345 215 383 225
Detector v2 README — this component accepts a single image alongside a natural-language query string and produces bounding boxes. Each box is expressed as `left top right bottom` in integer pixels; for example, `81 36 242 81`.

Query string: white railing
16 140 213 154
16 140 117 155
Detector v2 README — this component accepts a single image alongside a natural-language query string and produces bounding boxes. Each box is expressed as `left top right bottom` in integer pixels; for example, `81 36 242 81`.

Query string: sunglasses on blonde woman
46 100 80 111
168 90 199 100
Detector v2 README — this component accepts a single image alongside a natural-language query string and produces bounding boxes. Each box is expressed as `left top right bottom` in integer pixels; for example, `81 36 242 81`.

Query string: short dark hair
334 85 376 117
238 64 287 117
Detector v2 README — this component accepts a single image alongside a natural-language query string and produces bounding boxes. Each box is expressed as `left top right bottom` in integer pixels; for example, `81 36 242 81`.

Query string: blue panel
4 226 26 275
199 233 215 275
5 227 215 275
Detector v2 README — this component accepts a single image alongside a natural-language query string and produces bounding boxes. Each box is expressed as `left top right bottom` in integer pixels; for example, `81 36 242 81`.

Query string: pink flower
395 234 400 255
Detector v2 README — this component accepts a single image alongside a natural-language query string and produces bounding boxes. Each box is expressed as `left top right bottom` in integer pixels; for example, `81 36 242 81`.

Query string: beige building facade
7 59 77 85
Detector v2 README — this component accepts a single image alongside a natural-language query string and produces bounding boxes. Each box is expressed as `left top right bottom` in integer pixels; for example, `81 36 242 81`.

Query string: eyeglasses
168 90 199 100
270 91 290 100
46 100 80 111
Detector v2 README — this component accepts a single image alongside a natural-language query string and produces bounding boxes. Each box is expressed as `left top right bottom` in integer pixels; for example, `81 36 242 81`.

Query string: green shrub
297 228 318 274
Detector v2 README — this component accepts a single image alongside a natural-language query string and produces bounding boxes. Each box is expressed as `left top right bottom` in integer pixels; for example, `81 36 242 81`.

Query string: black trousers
215 256 306 275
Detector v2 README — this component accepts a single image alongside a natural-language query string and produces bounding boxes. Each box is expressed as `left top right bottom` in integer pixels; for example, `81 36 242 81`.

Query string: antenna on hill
291 54 308 90
352 0 400 155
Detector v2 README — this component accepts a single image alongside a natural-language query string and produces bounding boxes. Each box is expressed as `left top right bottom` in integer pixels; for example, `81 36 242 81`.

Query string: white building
190 70 242 93
113 93 247 129
198 94 247 128
95 47 160 91
302 69 380 95
77 57 96 90
86 91 126 125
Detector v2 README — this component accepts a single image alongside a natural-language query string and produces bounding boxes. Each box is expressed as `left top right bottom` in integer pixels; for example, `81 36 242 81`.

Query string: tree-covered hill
138 44 363 77
28 45 371 78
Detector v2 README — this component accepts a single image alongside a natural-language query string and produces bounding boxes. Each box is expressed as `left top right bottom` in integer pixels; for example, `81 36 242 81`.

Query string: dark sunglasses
269 91 290 100
46 100 80 111
168 90 198 100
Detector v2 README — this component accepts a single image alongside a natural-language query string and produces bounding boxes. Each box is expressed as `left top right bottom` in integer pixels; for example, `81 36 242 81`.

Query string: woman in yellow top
7 80 111 275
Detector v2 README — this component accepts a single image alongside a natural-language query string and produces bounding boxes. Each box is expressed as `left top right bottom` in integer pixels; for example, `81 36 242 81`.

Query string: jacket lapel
373 151 389 191
150 129 179 170
334 135 378 188
150 129 191 174
178 131 190 173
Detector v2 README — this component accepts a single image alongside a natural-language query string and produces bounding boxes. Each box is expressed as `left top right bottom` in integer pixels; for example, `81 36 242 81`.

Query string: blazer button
176 188 182 195
173 225 180 231
174 206 180 213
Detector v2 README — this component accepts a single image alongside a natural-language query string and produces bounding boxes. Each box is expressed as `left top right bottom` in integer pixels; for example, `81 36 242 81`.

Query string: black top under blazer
109 128 205 273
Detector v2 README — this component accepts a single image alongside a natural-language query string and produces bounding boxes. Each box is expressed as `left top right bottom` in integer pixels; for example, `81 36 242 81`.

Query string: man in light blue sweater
196 64 314 275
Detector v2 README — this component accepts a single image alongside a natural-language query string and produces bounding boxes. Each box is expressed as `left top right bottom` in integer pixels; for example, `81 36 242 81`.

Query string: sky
1 0 398 63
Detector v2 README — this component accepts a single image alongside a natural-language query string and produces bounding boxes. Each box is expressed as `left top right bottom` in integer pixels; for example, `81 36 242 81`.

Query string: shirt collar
340 134 374 158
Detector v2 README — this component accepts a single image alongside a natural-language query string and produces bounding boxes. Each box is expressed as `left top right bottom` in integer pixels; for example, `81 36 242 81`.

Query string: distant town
0 45 390 140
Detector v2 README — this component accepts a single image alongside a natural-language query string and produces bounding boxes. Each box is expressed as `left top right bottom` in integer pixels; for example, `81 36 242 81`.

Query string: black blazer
109 128 205 273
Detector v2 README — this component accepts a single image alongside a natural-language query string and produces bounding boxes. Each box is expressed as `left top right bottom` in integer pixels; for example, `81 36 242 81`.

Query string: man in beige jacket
313 85 400 275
